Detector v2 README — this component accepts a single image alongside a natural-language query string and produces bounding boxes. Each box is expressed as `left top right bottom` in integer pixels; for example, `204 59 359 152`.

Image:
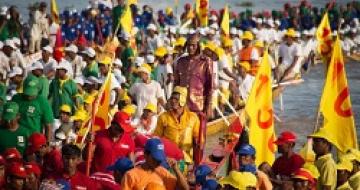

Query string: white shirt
133 115 158 135
12 49 26 69
67 55 85 78
218 54 232 81
39 57 57 77
0 51 10 79
279 42 300 67
238 74 255 101
129 80 164 118
146 35 163 52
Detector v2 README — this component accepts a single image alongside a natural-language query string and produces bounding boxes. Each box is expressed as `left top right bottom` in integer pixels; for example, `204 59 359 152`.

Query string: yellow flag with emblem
319 35 358 152
316 12 333 63
220 5 230 36
245 49 276 166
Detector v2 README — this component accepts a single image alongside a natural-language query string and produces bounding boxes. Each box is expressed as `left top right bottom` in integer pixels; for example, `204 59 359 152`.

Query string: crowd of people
0 0 359 189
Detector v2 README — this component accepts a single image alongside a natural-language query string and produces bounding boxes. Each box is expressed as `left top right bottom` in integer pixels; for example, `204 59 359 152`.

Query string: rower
238 31 260 76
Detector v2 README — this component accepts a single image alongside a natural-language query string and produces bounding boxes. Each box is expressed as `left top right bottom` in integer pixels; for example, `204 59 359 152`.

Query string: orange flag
316 12 333 63
319 36 358 152
196 0 209 27
245 49 276 166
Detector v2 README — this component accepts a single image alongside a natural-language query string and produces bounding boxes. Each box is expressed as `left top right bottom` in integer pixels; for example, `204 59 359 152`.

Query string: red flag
53 28 64 62
229 117 243 134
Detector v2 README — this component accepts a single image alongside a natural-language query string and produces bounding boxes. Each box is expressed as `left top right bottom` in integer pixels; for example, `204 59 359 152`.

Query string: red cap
6 162 27 178
0 155 5 165
113 111 134 133
3 148 22 161
292 168 315 184
274 131 297 145
27 133 47 155
24 162 42 177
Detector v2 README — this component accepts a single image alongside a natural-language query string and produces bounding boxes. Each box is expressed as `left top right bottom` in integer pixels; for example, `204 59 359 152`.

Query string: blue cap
144 138 166 162
239 164 257 174
195 165 212 185
107 157 134 173
202 179 219 190
237 144 256 156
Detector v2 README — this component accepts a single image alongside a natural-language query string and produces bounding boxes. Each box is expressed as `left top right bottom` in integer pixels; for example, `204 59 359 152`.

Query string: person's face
207 34 215 40
285 36 293 45
98 63 109 75
224 46 232 54
42 51 50 61
37 145 48 157
139 72 149 82
242 39 250 47
337 170 350 186
239 154 253 165
187 40 198 56
60 111 71 122
57 69 67 79
277 143 292 154
25 95 37 101
293 179 309 190
63 154 80 172
84 103 92 112
32 69 43 77
7 176 25 190
12 75 23 84
169 93 181 110
73 120 83 131
3 46 14 57
144 152 161 170
113 170 124 183
66 51 76 60
25 173 38 190
223 184 238 190
148 30 155 36
109 122 124 138
312 138 327 155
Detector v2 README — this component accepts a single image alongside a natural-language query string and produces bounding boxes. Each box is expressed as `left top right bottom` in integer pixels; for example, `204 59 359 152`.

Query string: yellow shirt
121 166 176 190
337 182 353 190
315 153 337 190
349 171 360 190
154 108 200 154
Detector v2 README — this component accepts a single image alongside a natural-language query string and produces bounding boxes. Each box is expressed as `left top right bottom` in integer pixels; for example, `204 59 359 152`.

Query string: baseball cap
8 67 23 78
24 161 42 177
274 131 297 145
292 168 316 184
2 101 19 121
26 133 47 155
202 179 219 190
154 47 168 58
134 57 145 67
74 77 84 86
106 157 134 173
337 159 353 172
137 64 152 75
112 111 134 133
23 76 39 96
30 61 44 71
4 39 16 49
64 44 78 53
71 110 88 122
42 45 53 54
195 164 212 185
6 162 27 178
60 104 72 114
113 58 123 67
239 164 257 174
237 144 256 156
145 55 155 64
98 56 112 65
144 103 157 113
219 171 257 189
144 138 166 163
147 23 157 31
3 148 22 161
82 47 96 58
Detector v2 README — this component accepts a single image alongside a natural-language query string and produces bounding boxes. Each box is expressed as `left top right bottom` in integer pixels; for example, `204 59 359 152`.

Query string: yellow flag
50 0 60 24
128 0 138 5
120 4 133 35
245 49 276 166
316 12 333 62
196 0 209 27
92 71 112 132
319 36 358 152
221 5 230 36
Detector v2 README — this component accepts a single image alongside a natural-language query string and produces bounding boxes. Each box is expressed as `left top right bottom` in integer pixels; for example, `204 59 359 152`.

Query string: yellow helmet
241 31 254 40
60 104 72 114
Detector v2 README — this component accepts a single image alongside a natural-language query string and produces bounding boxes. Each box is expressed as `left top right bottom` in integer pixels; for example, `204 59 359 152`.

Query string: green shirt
120 46 134 74
26 74 49 98
0 126 30 155
82 61 99 78
0 24 9 41
12 94 54 133
49 78 78 118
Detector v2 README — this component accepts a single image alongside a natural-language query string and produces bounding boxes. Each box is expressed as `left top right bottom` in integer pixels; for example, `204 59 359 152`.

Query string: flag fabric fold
316 12 333 63
50 0 60 24
245 49 276 166
318 36 358 152
220 5 230 36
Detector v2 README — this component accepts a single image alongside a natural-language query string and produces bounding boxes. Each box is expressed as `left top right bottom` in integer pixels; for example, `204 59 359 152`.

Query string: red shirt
56 171 99 190
42 148 64 179
272 153 305 177
92 129 135 173
91 172 121 190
